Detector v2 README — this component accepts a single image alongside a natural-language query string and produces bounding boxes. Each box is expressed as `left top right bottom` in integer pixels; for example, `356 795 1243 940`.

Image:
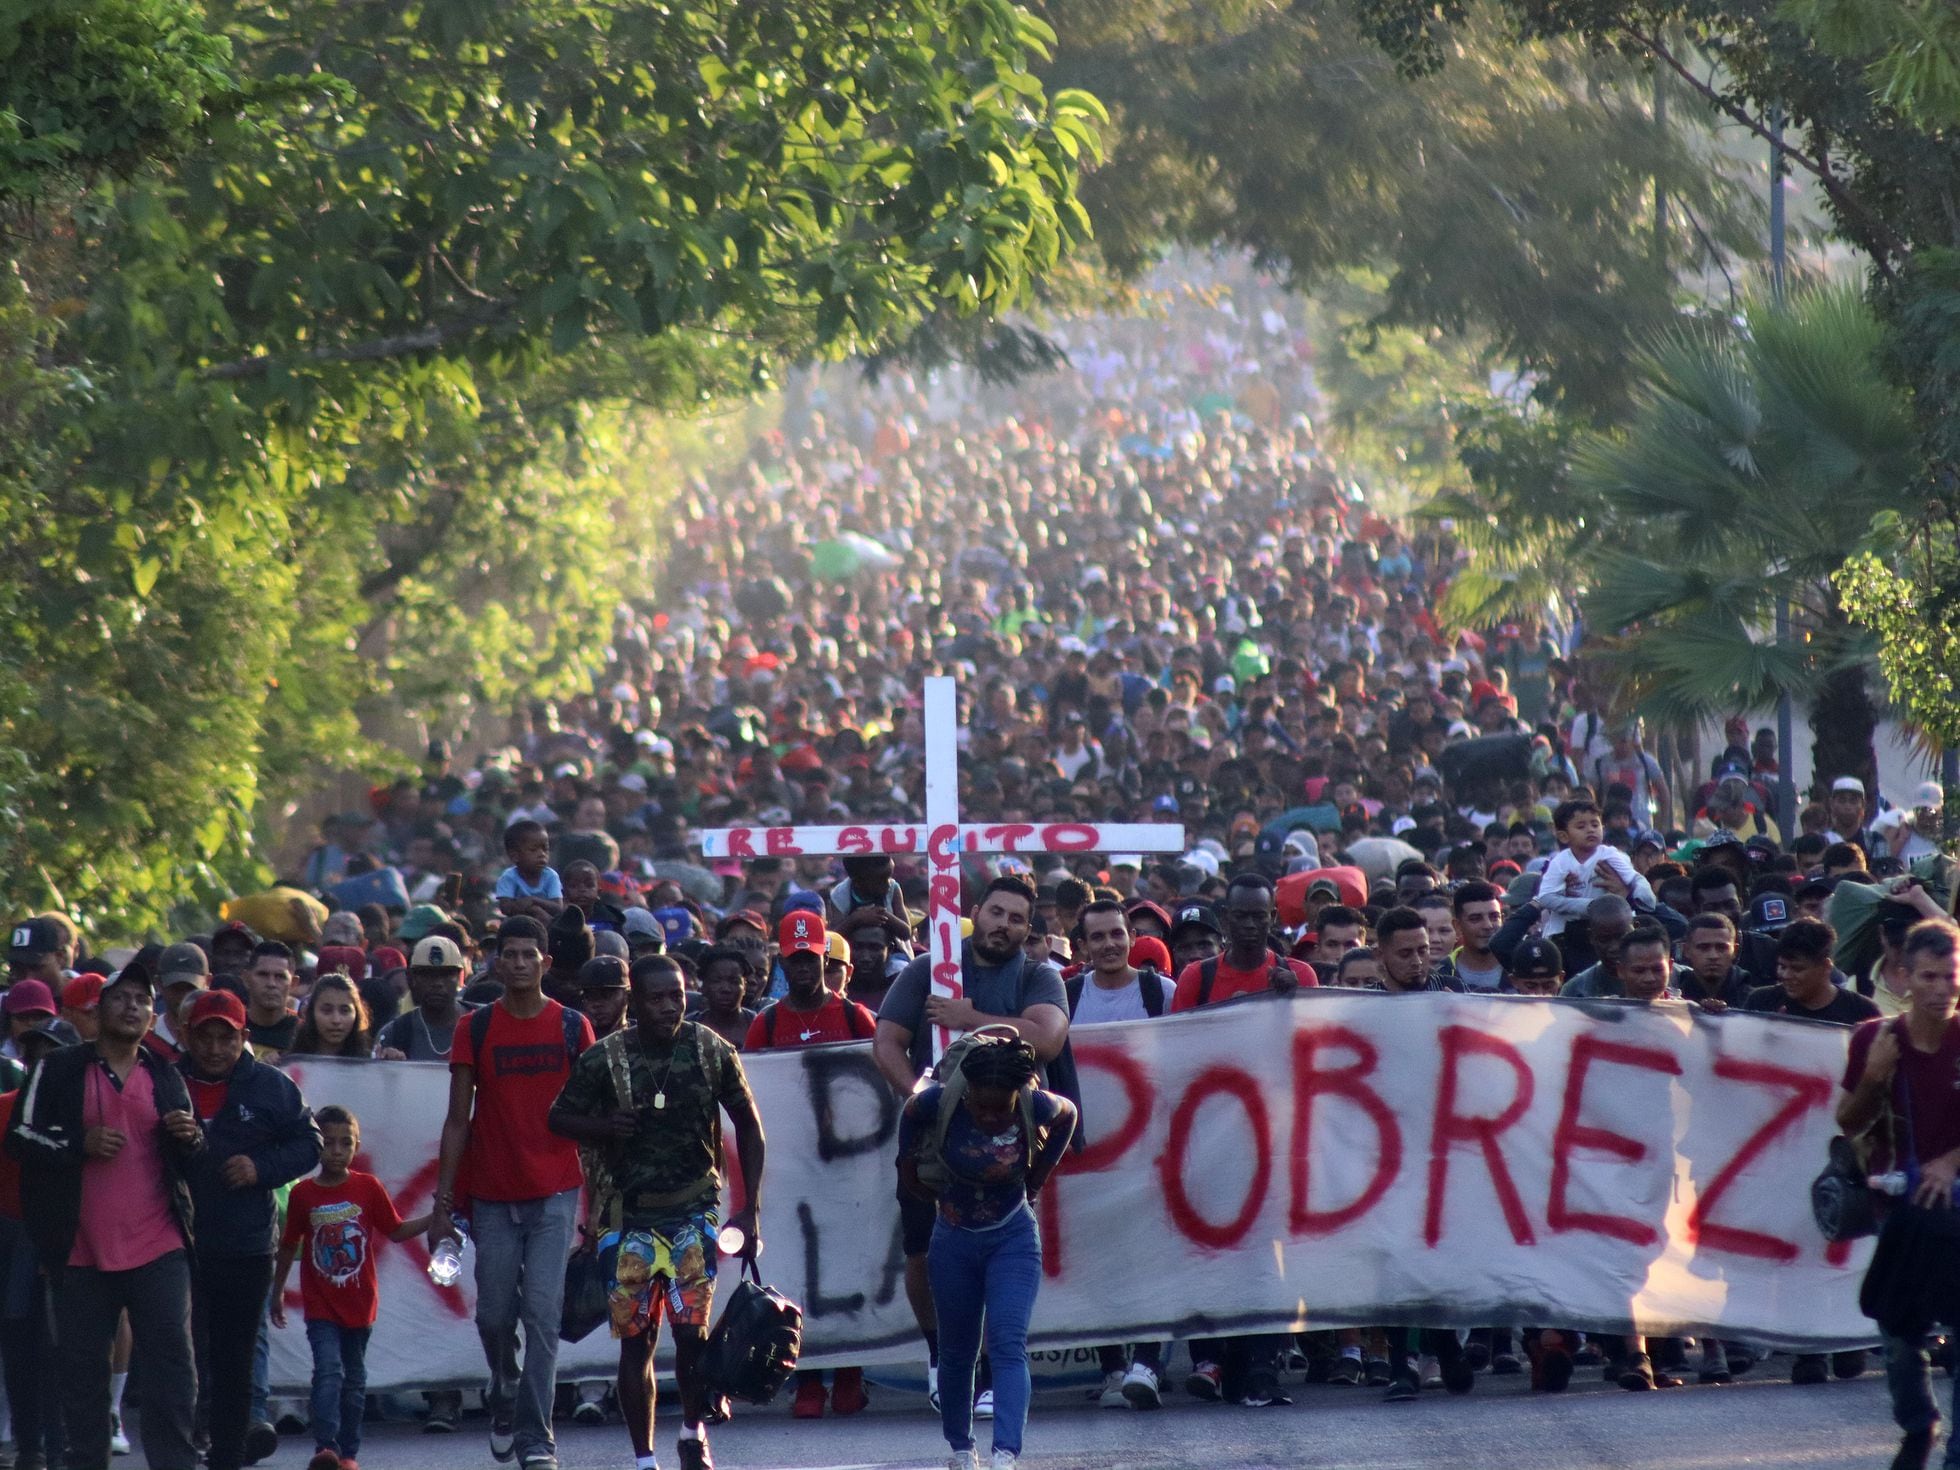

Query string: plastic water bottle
428 1235 464 1287
1870 1171 1960 1202
716 1224 746 1257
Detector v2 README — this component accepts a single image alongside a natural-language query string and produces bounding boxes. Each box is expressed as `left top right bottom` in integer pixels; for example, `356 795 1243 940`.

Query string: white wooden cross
698 675 1186 1055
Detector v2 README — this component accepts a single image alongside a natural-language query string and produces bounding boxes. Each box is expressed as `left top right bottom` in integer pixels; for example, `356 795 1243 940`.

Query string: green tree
2 0 1104 936
1487 287 1916 790
1783 0 1960 128
1042 0 1759 419
1355 0 1960 754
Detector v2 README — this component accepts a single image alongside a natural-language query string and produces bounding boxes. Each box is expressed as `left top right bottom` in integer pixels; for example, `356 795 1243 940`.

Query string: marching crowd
5 263 1960 1470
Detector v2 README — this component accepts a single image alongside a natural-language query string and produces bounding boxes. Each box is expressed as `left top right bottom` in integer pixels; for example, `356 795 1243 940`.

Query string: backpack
576 1030 640 1236
761 997 873 1048
700 1258 803 1404
911 1025 1044 1196
1195 954 1297 1008
1063 966 1170 1019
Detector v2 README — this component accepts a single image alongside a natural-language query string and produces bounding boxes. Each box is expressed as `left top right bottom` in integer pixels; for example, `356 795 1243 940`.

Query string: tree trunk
1808 661 1879 807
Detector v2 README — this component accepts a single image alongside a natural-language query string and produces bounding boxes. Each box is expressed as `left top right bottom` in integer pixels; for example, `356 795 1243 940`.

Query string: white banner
272 994 1870 1391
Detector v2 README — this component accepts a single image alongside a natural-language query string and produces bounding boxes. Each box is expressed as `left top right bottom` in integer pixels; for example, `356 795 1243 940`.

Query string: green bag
912 1026 1040 1196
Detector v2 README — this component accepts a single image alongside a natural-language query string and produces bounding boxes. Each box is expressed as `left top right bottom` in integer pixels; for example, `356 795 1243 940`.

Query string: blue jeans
305 1321 370 1459
1886 1333 1960 1462
928 1205 1041 1458
471 1190 580 1461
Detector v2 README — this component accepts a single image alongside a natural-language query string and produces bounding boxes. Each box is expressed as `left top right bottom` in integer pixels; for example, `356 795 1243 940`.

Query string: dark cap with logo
1510 935 1563 980
7 917 61 960
1168 901 1223 938
577 956 629 990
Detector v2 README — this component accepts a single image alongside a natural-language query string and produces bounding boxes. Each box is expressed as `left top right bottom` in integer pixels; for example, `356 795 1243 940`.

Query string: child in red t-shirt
273 1106 428 1470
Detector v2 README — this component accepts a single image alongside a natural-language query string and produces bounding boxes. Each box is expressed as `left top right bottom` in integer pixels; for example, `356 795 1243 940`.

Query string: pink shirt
71 1060 184 1270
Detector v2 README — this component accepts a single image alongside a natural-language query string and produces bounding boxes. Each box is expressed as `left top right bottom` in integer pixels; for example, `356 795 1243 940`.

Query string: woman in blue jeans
898 1035 1076 1470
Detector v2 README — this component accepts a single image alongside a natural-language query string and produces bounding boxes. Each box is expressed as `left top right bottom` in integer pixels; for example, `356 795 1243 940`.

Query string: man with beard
874 875 1068 1420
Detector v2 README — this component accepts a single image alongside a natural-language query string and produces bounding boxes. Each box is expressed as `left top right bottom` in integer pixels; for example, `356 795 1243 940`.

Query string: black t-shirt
247 1013 299 1053
1744 984 1880 1026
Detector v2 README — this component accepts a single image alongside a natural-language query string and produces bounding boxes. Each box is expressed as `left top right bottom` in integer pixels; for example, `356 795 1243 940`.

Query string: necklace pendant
653 1092 667 1110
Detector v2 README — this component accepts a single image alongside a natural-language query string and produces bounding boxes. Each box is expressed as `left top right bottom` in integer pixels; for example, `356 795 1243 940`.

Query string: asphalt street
224 1360 1910 1470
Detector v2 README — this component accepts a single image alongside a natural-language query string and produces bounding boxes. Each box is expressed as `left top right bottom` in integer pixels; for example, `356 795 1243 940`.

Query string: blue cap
653 906 694 946
1153 793 1180 814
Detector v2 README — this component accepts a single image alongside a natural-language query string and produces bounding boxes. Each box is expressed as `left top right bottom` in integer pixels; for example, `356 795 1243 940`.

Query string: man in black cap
1508 936 1564 996
142 943 212 1065
1166 901 1225 976
8 962 204 1470
6 918 64 988
576 956 631 1040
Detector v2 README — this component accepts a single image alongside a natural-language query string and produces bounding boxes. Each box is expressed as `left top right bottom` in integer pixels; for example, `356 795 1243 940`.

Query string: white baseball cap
409 936 464 971
1913 780 1945 812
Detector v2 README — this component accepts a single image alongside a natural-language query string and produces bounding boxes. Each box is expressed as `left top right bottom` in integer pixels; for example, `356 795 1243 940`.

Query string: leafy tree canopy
2 0 1103 935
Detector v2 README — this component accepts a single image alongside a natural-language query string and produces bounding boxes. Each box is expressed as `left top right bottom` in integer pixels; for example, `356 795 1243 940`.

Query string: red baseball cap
2 980 56 1018
315 945 368 983
186 990 248 1032
60 974 104 1012
778 910 827 956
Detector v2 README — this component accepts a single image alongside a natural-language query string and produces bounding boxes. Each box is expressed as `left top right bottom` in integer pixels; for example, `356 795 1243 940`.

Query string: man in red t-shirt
743 913 877 1052
1167 873 1312 1409
428 916 594 1470
1169 873 1316 1013
744 912 874 1421
1838 918 1960 1470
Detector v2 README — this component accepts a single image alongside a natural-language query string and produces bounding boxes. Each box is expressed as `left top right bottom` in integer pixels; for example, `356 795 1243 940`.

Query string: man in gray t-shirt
871 875 1070 1410
873 882 1069 1089
1060 899 1174 1408
1068 899 1172 1026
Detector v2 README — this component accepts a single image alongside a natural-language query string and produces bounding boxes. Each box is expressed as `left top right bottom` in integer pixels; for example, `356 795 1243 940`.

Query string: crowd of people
5 262 1960 1470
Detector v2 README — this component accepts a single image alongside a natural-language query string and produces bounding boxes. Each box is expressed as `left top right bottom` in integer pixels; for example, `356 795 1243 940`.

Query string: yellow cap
826 931 851 964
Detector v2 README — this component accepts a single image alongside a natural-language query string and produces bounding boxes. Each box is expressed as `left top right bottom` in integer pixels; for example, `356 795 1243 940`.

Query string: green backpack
912 1025 1043 1196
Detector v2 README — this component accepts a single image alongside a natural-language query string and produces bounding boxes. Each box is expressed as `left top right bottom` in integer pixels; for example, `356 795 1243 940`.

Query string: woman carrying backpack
898 1033 1077 1470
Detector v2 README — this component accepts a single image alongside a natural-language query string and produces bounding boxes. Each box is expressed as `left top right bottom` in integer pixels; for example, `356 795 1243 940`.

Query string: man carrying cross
699 676 1184 1418
873 871 1067 1418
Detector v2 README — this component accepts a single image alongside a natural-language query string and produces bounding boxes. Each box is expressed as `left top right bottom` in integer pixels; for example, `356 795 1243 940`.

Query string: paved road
254 1361 1910 1470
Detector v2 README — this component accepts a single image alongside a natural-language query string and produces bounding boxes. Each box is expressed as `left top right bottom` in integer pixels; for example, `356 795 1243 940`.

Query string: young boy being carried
1537 799 1654 938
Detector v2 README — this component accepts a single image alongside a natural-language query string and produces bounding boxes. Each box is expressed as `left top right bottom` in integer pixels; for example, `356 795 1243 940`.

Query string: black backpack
1063 966 1170 1018
700 1259 803 1404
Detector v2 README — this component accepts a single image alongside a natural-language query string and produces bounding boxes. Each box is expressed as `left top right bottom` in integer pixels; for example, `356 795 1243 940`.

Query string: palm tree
1569 284 1917 794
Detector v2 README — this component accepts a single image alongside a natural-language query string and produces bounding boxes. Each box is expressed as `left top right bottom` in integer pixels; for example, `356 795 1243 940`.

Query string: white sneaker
945 1453 978 1470
1122 1361 1162 1409
110 1412 132 1456
1419 1354 1443 1389
927 1360 940 1412
973 1388 995 1420
990 1451 1018 1470
1097 1369 1128 1408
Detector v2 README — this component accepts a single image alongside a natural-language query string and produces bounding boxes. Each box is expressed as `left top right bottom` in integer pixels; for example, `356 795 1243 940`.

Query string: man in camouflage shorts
552 955 766 1470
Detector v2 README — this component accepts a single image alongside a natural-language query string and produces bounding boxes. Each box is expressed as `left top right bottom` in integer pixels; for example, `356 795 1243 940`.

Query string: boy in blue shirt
494 819 565 921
